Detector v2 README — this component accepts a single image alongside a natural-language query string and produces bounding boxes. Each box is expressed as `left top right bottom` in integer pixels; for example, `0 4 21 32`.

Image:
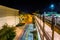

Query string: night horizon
0 0 60 13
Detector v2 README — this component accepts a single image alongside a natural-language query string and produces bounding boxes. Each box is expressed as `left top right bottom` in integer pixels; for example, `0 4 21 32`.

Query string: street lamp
50 4 55 40
50 4 55 10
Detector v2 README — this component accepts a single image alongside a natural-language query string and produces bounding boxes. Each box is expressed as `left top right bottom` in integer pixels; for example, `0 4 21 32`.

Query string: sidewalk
14 24 26 40
35 16 60 40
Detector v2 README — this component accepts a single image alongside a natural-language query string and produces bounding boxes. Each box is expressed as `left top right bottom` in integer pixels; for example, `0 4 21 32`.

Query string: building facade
0 5 19 29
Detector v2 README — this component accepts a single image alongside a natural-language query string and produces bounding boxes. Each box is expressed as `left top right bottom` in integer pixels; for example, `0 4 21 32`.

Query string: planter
16 23 25 27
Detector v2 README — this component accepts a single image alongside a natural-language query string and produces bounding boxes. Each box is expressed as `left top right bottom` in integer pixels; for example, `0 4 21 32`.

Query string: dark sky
0 0 60 13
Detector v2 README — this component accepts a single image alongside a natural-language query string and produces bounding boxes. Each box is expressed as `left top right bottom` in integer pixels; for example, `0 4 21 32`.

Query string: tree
0 24 16 40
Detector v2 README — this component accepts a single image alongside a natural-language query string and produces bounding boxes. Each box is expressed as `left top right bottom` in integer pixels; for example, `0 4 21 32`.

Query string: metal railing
35 17 51 40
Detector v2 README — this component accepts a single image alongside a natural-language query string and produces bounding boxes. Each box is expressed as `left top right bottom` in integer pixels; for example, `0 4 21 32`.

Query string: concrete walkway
20 24 34 40
14 24 27 40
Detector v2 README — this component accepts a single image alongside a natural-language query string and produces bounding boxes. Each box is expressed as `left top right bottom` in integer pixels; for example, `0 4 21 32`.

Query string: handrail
35 18 51 40
35 22 43 40
41 17 60 30
41 17 60 34
36 15 60 34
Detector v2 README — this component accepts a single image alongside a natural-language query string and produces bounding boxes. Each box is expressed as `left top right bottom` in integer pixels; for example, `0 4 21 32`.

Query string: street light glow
51 4 54 8
49 4 55 10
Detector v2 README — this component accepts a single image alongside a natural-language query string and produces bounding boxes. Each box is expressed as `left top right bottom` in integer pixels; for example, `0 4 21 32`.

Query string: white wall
0 5 19 29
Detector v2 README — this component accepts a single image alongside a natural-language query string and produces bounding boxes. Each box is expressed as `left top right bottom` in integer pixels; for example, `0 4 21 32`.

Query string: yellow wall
19 14 33 24
27 14 33 23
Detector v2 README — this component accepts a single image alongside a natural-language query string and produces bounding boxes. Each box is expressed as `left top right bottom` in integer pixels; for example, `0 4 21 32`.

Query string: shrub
32 31 38 40
0 24 16 40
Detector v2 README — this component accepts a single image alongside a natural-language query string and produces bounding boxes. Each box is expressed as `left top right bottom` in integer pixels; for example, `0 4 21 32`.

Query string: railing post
43 13 45 40
51 14 55 40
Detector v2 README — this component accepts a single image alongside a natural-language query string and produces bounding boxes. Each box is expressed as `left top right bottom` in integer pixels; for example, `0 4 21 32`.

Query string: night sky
0 0 60 13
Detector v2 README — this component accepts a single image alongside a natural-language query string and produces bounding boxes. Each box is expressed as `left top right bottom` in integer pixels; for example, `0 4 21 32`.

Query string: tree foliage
0 24 16 40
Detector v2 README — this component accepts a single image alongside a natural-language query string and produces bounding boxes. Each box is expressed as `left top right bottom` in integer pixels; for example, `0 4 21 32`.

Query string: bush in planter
31 31 38 40
16 23 25 27
0 24 16 40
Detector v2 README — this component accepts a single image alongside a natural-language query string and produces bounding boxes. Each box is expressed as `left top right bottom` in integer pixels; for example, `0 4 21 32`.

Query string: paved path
19 24 34 40
14 24 27 40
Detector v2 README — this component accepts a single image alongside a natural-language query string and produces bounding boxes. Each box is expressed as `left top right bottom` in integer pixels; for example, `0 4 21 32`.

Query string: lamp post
50 4 55 40
43 12 44 40
43 12 46 40
51 14 55 40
